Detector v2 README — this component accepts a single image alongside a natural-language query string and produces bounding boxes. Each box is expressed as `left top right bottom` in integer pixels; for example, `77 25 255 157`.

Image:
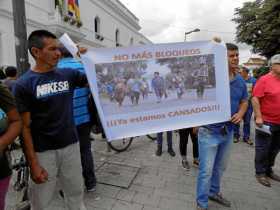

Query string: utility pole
12 0 29 76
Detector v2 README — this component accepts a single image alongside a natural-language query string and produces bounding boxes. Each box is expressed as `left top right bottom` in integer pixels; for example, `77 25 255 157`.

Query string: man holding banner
14 30 87 210
196 43 248 210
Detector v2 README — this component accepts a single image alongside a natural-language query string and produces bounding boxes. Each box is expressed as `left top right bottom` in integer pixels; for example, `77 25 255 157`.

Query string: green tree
233 0 280 58
156 55 216 87
95 60 148 83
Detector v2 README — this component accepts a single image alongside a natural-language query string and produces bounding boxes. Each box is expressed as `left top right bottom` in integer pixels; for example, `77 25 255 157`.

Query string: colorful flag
74 0 81 21
67 0 80 21
68 0 75 18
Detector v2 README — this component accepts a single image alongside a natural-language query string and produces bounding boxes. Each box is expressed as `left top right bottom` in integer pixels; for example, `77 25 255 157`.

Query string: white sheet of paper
59 33 78 56
256 125 271 135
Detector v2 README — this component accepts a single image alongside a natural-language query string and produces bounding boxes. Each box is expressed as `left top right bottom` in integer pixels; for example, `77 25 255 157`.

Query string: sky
120 0 258 63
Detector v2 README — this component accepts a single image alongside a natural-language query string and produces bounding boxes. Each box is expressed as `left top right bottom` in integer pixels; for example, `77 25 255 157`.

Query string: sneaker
256 175 271 187
209 193 231 207
193 158 199 168
155 146 162 156
167 148 176 157
244 139 253 145
86 186 96 192
181 160 190 170
267 173 280 182
233 137 240 143
196 204 207 210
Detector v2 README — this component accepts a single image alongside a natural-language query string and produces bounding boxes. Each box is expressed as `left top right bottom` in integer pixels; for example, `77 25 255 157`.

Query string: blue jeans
196 127 233 208
233 105 253 140
157 131 173 149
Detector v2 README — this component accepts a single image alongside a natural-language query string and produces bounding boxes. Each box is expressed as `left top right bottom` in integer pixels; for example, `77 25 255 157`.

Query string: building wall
0 0 151 66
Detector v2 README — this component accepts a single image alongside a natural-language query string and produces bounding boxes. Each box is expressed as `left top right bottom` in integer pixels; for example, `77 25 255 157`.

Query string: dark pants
130 91 140 105
0 176 11 210
233 104 253 140
157 131 173 149
255 124 280 175
77 123 97 189
179 128 199 159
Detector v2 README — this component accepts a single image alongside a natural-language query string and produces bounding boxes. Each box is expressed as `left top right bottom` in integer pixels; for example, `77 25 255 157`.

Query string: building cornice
0 8 12 21
113 0 139 21
137 31 153 44
48 24 86 41
0 2 150 46
80 38 104 48
0 8 103 46
0 8 46 29
91 0 141 31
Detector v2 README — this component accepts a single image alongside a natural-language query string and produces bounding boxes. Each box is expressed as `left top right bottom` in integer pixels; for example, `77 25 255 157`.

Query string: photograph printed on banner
95 54 216 116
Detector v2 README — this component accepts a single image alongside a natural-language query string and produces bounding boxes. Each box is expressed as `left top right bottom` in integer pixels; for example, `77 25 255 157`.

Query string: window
94 16 104 41
130 37 134 45
115 29 120 47
94 16 100 34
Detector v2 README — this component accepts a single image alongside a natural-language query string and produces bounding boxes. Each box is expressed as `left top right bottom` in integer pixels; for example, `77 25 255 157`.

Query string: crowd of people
0 29 279 210
98 66 208 108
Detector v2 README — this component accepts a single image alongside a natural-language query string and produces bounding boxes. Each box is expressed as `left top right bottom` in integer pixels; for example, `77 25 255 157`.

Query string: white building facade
0 0 151 66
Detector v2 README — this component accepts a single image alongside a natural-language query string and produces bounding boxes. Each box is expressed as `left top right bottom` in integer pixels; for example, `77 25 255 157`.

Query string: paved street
6 131 280 210
101 88 216 116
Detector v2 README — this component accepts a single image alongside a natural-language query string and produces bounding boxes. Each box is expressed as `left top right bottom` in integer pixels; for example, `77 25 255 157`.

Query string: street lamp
184 28 200 41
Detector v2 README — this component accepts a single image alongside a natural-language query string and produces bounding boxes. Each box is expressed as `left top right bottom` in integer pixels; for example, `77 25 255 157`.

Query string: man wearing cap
252 54 280 187
233 66 256 145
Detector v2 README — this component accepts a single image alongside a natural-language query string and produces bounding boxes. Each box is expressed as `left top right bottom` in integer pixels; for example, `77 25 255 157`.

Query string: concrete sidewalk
6 133 280 210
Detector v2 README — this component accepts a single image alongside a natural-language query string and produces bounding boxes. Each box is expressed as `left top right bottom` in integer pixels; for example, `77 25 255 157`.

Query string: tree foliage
233 0 280 58
95 61 148 83
156 55 216 88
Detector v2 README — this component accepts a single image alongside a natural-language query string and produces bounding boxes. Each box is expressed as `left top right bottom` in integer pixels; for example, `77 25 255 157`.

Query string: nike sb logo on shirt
36 81 69 98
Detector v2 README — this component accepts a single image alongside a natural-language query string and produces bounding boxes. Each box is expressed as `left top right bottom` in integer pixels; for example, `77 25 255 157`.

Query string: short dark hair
242 66 250 73
0 67 6 80
226 43 238 51
5 66 17 77
28 30 57 57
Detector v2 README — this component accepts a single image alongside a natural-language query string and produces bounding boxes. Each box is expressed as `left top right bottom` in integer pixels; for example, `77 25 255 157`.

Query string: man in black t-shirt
0 83 21 210
13 30 88 210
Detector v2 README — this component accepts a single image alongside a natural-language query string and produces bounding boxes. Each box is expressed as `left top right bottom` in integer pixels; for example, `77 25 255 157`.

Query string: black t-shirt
14 68 87 152
0 83 16 179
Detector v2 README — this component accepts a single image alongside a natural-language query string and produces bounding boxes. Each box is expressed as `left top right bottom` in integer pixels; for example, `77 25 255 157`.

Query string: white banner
81 41 231 141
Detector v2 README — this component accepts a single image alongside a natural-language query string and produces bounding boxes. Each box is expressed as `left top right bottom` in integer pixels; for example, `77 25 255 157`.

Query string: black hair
0 67 6 80
242 66 250 73
5 66 17 77
225 43 238 51
28 30 57 58
59 46 73 58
